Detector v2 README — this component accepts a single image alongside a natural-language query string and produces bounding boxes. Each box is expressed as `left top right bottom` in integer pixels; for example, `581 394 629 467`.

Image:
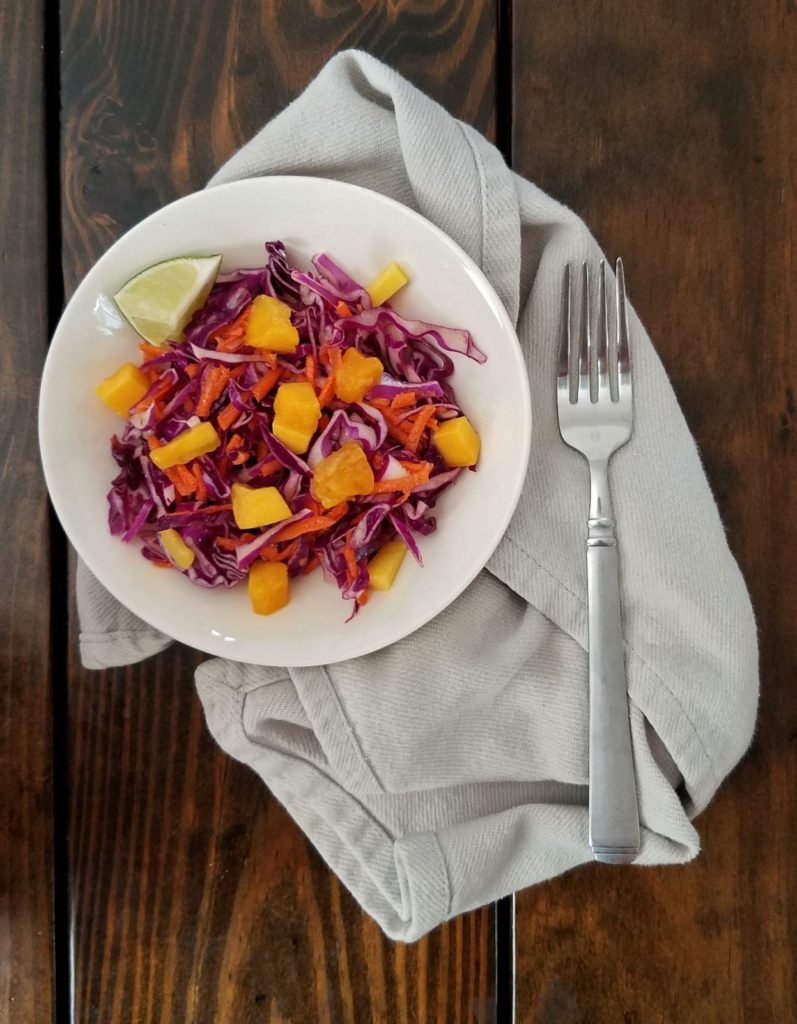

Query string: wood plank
512 2 797 1021
0 2 55 1021
60 2 498 1021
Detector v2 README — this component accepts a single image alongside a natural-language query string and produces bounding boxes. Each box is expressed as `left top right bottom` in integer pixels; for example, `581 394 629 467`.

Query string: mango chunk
96 362 150 417
334 347 384 404
231 483 291 530
248 560 289 615
245 295 299 353
367 262 409 308
311 442 375 510
149 421 221 470
272 381 321 453
272 420 314 455
158 528 195 570
368 539 407 591
432 416 480 468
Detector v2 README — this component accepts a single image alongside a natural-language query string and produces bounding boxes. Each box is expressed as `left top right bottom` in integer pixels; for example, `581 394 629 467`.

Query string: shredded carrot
336 301 352 317
216 334 243 353
185 363 200 379
369 397 390 409
231 450 249 465
325 501 350 523
343 542 358 582
301 556 320 575
405 405 437 452
213 305 252 350
147 434 162 449
255 440 268 461
271 514 337 544
226 434 245 452
181 398 192 414
356 591 369 607
139 342 164 361
150 560 174 569
168 464 197 497
191 463 207 502
131 376 174 413
317 373 337 408
201 503 233 514
372 452 385 472
270 539 300 563
390 391 417 411
305 355 316 387
259 545 280 561
329 346 343 371
258 458 283 478
252 365 282 401
317 412 330 433
371 461 433 496
196 366 230 417
306 497 323 516
217 532 256 551
217 403 240 432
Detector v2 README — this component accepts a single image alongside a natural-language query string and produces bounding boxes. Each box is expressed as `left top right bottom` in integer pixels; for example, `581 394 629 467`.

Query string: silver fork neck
587 459 616 547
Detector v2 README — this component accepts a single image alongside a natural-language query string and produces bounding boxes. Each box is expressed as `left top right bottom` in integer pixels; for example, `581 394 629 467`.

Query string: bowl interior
40 177 531 665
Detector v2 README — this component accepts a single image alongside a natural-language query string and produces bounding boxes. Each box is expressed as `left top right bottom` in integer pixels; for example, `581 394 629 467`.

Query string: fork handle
586 522 640 864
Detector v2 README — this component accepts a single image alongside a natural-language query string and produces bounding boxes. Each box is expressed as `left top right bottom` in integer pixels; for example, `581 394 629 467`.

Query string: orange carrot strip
191 464 207 502
259 545 281 562
390 391 417 411
139 342 165 361
196 366 230 417
336 301 352 317
329 347 343 371
306 497 323 516
252 365 282 401
356 591 369 607
201 503 232 514
216 403 240 432
270 515 337 544
131 376 174 412
317 373 337 408
325 501 350 523
150 560 174 569
217 532 256 551
270 539 300 563
226 434 245 452
405 405 437 452
185 363 200 379
343 542 358 582
231 451 249 465
305 355 316 387
146 434 162 449
301 556 320 576
258 458 283 478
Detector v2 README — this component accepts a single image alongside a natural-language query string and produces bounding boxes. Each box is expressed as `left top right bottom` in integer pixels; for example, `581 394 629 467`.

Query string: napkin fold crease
77 51 758 942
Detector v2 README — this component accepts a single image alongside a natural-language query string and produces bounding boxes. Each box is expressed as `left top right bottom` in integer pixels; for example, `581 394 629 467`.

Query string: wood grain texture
60 2 497 1020
512 2 797 1021
0 2 55 1021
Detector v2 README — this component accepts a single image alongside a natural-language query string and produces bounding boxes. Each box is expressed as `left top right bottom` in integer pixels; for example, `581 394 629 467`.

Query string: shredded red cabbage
106 241 484 613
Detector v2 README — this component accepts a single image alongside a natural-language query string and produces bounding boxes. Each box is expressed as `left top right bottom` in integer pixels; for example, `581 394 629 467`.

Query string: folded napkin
78 51 759 942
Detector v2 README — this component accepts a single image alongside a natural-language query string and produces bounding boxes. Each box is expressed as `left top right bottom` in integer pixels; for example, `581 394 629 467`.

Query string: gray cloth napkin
78 51 759 942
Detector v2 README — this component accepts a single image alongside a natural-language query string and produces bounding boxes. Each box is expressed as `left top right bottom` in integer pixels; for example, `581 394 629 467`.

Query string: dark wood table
3 2 795 1021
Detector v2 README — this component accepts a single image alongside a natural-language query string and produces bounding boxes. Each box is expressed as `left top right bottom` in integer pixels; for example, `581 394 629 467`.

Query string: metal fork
557 259 640 864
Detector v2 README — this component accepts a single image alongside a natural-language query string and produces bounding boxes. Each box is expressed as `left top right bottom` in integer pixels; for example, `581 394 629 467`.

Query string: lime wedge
113 254 222 345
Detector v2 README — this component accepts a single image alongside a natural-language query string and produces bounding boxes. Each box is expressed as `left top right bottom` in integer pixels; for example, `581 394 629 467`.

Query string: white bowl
40 177 531 666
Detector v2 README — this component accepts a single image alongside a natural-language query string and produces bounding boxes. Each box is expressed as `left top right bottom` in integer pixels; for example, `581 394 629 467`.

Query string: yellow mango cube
273 381 321 431
231 483 291 530
272 420 313 455
368 539 407 591
367 262 409 308
334 347 384 404
432 416 481 468
149 421 221 470
158 528 195 570
311 442 375 509
96 362 150 417
272 381 321 453
245 295 299 353
248 561 289 615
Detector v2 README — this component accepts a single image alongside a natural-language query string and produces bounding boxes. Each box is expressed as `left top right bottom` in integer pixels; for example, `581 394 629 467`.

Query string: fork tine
558 264 571 381
597 259 608 397
616 257 631 381
580 262 591 397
